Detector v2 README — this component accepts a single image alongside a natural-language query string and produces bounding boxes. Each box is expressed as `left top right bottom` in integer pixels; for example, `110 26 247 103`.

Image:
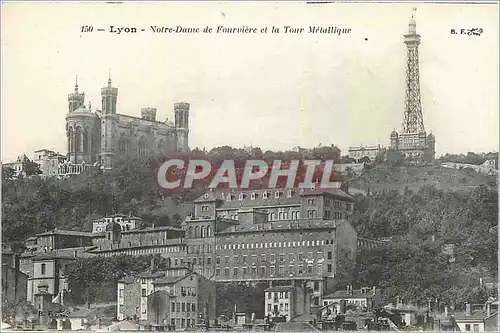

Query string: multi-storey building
117 267 215 329
19 186 362 320
264 286 296 321
65 76 190 169
348 144 383 163
24 247 94 304
92 214 142 233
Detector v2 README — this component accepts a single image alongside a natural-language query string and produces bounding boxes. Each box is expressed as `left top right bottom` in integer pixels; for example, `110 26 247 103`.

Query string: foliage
3 166 16 180
215 282 267 317
386 148 405 167
349 184 498 307
2 299 38 325
24 161 42 176
2 146 342 242
63 254 167 305
438 152 497 166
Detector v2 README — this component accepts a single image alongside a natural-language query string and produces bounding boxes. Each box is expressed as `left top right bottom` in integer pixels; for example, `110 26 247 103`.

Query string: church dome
390 130 398 138
428 133 435 140
106 221 121 232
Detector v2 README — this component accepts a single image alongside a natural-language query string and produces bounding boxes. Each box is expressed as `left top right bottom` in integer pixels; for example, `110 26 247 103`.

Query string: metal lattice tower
402 10 426 134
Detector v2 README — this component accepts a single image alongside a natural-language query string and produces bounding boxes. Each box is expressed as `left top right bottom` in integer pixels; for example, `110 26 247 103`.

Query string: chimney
487 302 491 316
465 303 471 316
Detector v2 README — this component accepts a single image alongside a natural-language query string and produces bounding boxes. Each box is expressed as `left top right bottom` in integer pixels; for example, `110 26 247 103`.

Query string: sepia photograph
1 1 498 332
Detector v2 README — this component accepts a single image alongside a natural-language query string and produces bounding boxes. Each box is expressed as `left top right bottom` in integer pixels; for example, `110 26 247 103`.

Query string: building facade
65 76 189 169
92 214 142 233
348 145 383 163
264 286 296 321
117 268 216 329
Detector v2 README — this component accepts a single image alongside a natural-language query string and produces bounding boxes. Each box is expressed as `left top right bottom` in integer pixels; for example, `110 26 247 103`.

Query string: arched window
201 226 206 238
83 129 89 153
195 226 200 238
75 127 83 153
138 137 147 156
207 226 212 237
68 127 74 153
188 226 193 238
118 136 129 154
157 139 165 154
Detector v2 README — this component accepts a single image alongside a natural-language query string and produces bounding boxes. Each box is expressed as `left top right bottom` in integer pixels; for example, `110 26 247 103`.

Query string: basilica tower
99 74 118 169
174 102 190 151
66 77 97 164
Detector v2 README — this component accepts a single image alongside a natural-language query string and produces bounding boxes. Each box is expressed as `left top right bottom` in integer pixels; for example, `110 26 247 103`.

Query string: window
216 268 220 276
328 251 333 260
201 205 209 212
251 192 256 200
182 303 186 312
224 268 229 277
263 191 268 199
260 266 266 276
308 210 317 218
327 264 332 273
41 263 46 275
239 193 244 200
142 289 147 297
287 189 292 197
314 282 319 291
473 324 479 332
465 324 471 331
233 267 238 276
308 199 315 205
285 303 289 311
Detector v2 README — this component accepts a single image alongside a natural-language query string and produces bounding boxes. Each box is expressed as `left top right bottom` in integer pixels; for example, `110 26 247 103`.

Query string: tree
172 213 182 226
24 161 42 176
2 166 15 180
386 149 405 167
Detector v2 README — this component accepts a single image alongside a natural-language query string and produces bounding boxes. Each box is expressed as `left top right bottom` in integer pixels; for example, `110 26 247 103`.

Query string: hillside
348 164 497 193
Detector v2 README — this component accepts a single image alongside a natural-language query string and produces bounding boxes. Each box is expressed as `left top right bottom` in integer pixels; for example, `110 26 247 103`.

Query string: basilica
65 76 190 169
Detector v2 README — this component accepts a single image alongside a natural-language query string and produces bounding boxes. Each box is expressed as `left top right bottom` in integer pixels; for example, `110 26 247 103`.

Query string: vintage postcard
1 1 498 332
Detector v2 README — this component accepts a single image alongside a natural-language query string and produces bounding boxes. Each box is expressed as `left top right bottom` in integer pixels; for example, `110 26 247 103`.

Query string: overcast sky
1 2 498 162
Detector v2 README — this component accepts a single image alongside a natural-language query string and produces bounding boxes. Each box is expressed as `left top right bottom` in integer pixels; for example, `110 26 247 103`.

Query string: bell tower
68 76 85 113
174 102 190 152
99 72 118 169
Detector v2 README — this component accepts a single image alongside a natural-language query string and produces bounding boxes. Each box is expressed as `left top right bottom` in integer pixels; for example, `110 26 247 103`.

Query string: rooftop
195 187 352 208
265 286 295 292
324 288 377 299
36 230 93 237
